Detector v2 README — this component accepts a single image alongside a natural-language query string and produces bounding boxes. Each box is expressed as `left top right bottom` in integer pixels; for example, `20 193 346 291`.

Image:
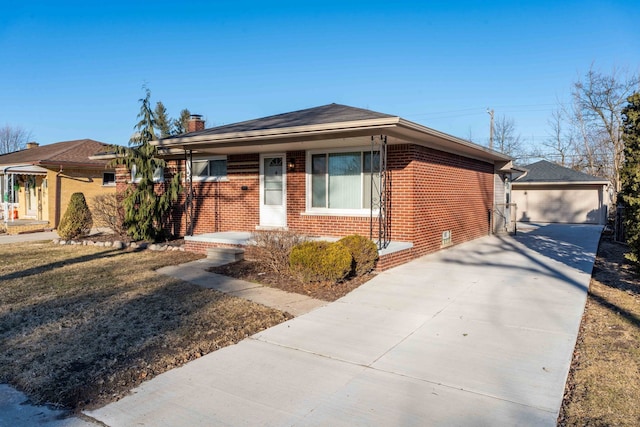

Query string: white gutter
396 118 512 162
155 115 512 164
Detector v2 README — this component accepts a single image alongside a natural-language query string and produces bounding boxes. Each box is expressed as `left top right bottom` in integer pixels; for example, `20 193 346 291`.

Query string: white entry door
260 155 287 227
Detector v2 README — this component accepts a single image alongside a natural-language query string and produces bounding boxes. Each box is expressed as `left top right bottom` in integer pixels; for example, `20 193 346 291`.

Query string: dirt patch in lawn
210 260 374 302
0 242 291 411
558 234 640 426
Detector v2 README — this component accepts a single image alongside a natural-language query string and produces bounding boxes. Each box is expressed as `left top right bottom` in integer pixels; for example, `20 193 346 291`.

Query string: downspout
54 166 63 228
184 149 194 236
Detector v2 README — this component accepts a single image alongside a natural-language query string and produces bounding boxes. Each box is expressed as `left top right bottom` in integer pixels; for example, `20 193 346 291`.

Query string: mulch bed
209 260 374 301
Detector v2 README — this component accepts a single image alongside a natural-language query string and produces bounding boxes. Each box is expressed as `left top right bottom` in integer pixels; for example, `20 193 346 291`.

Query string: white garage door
511 185 605 224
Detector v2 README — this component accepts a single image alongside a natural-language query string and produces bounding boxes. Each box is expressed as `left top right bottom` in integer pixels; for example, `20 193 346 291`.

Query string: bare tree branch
0 125 33 154
571 65 640 198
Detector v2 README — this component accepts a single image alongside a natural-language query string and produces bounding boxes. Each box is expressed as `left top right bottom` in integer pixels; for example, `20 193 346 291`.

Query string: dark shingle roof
516 160 608 183
0 139 111 168
171 103 396 138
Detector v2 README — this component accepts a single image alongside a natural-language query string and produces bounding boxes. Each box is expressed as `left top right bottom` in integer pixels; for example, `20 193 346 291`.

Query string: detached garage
512 160 610 225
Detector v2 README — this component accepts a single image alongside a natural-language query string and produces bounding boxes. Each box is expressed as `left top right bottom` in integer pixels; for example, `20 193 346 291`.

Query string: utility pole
487 108 495 149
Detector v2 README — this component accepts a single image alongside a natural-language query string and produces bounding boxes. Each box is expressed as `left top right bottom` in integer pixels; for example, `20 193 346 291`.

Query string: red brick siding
410 145 494 257
376 247 415 271
165 154 261 236
115 144 494 268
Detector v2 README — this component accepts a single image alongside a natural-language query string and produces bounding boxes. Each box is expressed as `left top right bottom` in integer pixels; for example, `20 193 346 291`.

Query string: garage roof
515 160 609 185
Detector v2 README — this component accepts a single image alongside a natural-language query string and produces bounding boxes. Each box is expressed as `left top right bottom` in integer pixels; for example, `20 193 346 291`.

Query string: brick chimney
26 141 39 149
187 114 205 133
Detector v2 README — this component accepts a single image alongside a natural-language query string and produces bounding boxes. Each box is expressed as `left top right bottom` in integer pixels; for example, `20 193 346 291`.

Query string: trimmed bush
290 241 352 284
57 193 93 240
338 234 379 276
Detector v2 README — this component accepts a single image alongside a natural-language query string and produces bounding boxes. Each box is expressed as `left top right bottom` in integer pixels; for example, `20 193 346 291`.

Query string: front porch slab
2 220 51 235
183 231 414 271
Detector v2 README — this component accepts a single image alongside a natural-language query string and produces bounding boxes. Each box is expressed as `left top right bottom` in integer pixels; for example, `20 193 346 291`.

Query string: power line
403 102 570 120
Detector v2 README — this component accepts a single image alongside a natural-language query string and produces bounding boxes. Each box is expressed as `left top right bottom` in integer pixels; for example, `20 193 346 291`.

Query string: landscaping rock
113 241 125 249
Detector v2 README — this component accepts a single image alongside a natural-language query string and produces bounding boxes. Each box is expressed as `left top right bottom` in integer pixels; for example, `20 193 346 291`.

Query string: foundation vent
441 230 452 247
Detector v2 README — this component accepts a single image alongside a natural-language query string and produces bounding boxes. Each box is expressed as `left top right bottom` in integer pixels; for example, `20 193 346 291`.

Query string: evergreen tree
620 92 640 264
110 88 182 242
57 193 93 239
154 101 172 138
172 108 191 135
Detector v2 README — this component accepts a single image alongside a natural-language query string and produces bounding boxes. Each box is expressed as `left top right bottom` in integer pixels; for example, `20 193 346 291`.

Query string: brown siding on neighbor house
48 167 116 228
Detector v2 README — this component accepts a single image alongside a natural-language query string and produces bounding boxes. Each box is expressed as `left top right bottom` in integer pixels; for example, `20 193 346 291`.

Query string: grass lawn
0 241 291 411
559 235 640 426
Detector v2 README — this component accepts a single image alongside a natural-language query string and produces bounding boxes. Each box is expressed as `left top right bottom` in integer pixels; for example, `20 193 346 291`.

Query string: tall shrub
109 88 181 242
57 193 93 239
620 92 640 264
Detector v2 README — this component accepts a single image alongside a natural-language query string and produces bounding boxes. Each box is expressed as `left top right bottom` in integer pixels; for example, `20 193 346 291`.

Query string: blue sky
1 0 638 153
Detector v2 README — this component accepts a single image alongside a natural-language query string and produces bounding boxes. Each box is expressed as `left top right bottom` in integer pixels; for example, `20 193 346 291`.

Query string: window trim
187 155 228 182
130 164 164 183
305 146 380 216
102 172 116 186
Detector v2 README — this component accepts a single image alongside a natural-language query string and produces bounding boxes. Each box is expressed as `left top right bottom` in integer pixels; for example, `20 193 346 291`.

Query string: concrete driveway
84 223 601 426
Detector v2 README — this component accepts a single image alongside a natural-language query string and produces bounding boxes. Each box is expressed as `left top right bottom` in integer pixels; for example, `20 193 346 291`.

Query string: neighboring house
119 103 516 270
512 160 610 225
0 139 115 234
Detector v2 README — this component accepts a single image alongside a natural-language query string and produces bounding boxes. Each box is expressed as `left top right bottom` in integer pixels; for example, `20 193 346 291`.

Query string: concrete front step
207 247 244 264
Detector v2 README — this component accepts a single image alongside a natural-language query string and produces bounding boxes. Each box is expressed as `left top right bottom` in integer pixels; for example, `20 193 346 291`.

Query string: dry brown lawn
559 235 640 426
0 242 291 411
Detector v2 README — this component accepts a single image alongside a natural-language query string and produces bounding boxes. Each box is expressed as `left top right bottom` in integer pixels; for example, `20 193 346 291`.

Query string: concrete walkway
157 259 327 316
0 230 58 244
84 223 601 426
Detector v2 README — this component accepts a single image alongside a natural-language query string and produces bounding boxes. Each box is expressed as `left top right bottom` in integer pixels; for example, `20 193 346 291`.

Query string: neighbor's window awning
0 165 49 175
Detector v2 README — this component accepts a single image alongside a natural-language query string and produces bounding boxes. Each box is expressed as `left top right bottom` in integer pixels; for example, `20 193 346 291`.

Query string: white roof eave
154 116 512 164
0 164 49 175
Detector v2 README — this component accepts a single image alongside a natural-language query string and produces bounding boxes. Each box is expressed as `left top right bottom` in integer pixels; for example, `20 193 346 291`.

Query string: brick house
0 139 115 234
127 104 515 269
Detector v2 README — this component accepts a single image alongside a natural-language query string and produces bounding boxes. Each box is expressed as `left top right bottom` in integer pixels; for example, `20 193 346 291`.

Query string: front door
260 155 287 228
26 176 38 218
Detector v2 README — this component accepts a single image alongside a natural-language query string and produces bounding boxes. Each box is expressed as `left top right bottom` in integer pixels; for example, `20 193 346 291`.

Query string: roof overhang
155 117 512 164
0 164 49 175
